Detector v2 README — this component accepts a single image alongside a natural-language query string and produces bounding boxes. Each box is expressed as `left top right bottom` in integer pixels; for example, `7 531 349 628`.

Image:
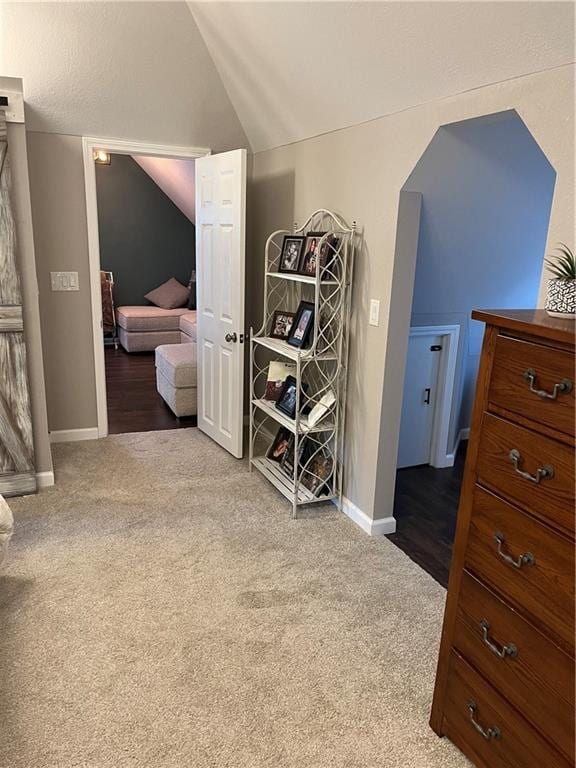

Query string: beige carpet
1 429 469 768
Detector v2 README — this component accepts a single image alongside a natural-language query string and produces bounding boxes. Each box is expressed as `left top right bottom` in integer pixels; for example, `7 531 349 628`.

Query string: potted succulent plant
544 243 575 317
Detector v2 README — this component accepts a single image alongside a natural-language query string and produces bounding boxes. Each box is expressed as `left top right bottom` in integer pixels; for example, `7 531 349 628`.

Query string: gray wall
96 154 195 307
27 133 99 432
404 110 556 450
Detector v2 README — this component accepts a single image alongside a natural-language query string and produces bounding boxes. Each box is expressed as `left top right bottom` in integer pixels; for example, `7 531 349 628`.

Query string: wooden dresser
430 310 575 768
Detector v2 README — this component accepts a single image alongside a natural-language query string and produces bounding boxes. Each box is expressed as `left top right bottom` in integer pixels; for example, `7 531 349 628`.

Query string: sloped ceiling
1 2 572 154
0 2 248 151
188 1 575 153
133 155 196 223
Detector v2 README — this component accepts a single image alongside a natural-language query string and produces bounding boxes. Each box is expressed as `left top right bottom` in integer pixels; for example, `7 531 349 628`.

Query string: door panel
201 340 215 425
219 346 232 437
195 149 246 458
397 332 442 468
0 117 36 496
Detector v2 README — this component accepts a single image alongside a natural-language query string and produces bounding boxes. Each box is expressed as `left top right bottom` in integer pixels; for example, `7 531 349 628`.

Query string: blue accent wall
96 154 195 307
403 110 556 449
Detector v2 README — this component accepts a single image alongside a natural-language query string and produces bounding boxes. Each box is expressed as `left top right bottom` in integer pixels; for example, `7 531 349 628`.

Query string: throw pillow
144 278 189 309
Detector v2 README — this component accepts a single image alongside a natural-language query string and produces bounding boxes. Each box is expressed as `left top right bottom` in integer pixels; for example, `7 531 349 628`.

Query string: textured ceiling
188 1 575 153
0 2 248 151
1 2 572 154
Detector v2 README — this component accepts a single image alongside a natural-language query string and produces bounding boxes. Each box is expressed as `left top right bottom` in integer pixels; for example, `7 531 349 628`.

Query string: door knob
225 332 238 343
424 387 431 404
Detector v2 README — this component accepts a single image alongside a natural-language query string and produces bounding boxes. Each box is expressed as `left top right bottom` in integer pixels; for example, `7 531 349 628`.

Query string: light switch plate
369 299 380 326
50 271 79 291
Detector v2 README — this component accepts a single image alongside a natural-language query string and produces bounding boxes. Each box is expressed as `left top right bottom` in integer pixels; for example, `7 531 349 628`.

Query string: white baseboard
49 427 99 444
443 427 470 467
337 496 397 536
36 470 55 489
432 454 455 469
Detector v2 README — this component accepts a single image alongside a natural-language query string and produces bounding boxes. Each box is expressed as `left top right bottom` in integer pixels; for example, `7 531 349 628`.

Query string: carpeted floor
1 429 469 768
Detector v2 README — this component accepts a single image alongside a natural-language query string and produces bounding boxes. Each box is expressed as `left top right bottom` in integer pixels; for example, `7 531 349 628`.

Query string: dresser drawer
453 571 575 760
465 487 575 653
489 335 575 437
443 651 571 768
477 413 575 533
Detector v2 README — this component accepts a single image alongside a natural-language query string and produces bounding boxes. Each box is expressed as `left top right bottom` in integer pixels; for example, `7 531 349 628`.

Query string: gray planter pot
545 278 575 317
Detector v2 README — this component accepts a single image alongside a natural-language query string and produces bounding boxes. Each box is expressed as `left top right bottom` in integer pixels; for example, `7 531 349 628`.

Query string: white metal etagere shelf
249 209 355 518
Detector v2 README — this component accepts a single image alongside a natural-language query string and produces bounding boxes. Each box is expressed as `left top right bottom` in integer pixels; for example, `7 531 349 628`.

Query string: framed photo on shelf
275 375 307 419
302 449 334 496
266 427 292 464
280 435 308 478
301 232 340 277
269 310 296 340
300 234 322 277
287 301 315 348
278 235 305 273
264 361 296 401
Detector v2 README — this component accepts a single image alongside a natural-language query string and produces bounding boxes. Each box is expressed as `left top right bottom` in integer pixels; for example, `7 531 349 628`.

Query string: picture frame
302 449 334 496
300 232 340 277
275 375 307 419
266 427 292 464
299 234 323 277
264 361 296 401
280 435 308 478
287 301 315 348
269 310 296 340
278 235 305 273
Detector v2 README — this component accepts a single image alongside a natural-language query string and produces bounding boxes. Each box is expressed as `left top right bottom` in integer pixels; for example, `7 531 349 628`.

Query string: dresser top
472 309 576 346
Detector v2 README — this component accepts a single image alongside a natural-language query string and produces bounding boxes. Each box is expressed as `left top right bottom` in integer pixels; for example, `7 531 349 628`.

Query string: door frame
403 324 460 469
82 137 211 438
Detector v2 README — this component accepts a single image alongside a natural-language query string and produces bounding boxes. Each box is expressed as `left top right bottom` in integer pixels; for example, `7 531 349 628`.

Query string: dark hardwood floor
105 346 197 435
387 444 467 588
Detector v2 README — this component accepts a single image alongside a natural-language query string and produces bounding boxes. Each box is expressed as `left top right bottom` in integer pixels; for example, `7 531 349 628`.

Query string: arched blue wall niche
402 109 556 449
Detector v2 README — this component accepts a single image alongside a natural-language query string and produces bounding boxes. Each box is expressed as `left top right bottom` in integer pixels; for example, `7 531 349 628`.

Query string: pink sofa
116 306 196 352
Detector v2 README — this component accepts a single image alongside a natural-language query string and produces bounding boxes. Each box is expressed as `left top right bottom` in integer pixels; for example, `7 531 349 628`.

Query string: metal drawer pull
523 369 573 400
508 449 554 484
479 619 518 659
467 700 501 741
494 532 535 568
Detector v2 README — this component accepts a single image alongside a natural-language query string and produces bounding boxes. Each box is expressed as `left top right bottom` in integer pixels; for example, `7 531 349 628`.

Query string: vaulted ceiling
188 1 575 152
0 2 248 150
1 2 573 155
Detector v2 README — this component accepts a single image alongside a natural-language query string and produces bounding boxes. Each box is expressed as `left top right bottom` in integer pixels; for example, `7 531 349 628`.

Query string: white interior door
195 149 247 458
397 332 442 468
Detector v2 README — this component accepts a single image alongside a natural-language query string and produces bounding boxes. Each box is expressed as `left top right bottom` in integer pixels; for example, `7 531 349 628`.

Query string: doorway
84 141 249 458
98 152 199 434
384 110 557 584
83 138 210 437
397 325 459 469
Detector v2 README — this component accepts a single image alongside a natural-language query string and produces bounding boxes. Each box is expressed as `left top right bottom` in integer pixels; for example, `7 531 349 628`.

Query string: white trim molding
81 136 211 438
36 470 55 489
337 496 397 536
49 427 99 444
0 89 24 123
445 427 470 465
